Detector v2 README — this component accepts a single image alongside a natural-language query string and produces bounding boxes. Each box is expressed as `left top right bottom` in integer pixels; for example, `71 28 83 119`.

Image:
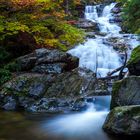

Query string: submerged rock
103 105 140 135
110 76 140 109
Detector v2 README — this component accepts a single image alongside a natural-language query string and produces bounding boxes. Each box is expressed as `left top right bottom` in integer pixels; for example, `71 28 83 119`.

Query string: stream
0 2 139 140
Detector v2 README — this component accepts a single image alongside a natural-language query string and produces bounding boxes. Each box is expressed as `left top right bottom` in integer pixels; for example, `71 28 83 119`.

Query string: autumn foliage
0 0 84 50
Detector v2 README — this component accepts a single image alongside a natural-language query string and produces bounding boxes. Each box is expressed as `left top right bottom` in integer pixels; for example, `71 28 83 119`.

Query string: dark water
0 96 139 140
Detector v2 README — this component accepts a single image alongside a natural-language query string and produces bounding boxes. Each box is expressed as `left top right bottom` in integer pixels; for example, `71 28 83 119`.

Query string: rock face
103 105 140 135
110 76 140 109
0 68 110 112
16 48 79 73
127 46 140 76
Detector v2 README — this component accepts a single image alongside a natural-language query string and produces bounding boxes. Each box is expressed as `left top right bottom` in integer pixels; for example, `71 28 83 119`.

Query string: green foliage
0 47 11 66
127 45 140 65
0 69 12 86
4 61 21 72
120 0 140 34
0 0 85 51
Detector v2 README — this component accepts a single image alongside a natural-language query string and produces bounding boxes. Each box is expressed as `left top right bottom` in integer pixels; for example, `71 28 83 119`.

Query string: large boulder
103 105 140 135
110 76 140 109
0 68 110 112
16 48 79 73
127 46 140 76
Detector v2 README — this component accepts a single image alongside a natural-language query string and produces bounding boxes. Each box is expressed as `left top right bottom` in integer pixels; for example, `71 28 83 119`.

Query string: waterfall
68 3 139 77
85 5 98 21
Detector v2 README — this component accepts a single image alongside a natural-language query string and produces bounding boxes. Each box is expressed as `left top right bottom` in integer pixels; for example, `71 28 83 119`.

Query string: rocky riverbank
0 48 110 113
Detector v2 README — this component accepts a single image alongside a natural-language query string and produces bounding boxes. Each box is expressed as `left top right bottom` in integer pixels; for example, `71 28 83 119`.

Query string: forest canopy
118 0 140 34
0 0 84 51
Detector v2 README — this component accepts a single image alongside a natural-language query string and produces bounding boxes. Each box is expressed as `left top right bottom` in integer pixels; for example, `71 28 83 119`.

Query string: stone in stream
110 76 140 109
103 105 140 135
76 19 100 32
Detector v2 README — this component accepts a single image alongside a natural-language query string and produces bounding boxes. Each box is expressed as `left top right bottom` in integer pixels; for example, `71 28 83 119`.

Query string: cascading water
68 3 139 77
85 5 98 21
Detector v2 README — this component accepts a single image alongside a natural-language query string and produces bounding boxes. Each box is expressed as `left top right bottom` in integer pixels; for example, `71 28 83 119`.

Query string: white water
68 3 139 77
40 96 111 140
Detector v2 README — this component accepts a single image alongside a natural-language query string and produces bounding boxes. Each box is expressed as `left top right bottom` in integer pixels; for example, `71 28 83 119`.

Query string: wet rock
26 98 63 113
72 98 88 111
114 2 122 8
32 63 66 74
0 68 110 112
45 68 97 99
18 96 35 108
16 48 79 73
2 96 17 111
16 53 37 71
110 76 140 109
29 83 46 99
109 17 122 23
86 32 96 38
127 46 140 76
26 98 49 112
103 37 128 52
77 19 99 32
103 105 140 135
111 7 121 14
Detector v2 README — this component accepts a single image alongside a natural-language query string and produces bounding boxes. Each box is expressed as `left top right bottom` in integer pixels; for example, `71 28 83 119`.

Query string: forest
0 0 139 85
0 0 140 140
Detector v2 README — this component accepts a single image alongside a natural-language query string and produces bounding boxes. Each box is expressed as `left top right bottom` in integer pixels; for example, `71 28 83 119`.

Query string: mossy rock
110 80 122 109
110 76 140 109
103 105 140 135
127 45 140 65
127 45 140 76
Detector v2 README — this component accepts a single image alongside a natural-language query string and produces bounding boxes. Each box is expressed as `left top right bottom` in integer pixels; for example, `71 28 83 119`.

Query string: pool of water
0 96 139 140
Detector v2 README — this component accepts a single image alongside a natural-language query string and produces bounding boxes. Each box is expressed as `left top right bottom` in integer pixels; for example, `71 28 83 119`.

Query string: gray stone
32 63 66 74
16 53 37 71
29 83 47 99
16 48 79 73
77 19 99 32
2 96 17 111
111 76 140 109
103 105 140 135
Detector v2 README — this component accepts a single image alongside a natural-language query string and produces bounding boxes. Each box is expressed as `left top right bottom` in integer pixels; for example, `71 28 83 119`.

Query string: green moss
0 69 12 86
127 45 140 65
4 61 21 72
110 80 122 109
